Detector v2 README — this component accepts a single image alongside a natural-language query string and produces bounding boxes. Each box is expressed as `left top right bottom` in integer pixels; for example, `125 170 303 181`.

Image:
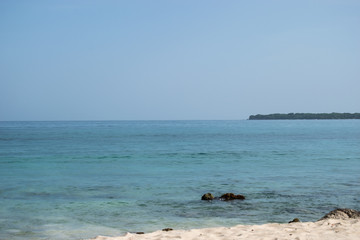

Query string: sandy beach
92 218 360 240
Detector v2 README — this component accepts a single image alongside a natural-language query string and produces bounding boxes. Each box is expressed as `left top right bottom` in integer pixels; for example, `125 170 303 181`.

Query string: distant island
249 113 360 120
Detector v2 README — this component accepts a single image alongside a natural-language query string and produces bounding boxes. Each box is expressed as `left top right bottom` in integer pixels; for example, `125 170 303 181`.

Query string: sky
1 0 359 121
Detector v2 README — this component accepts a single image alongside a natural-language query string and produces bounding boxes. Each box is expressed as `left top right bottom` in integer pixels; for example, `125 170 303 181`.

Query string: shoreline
91 218 360 240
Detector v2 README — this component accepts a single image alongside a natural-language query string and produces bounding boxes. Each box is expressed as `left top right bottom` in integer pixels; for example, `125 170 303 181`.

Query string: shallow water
0 120 359 239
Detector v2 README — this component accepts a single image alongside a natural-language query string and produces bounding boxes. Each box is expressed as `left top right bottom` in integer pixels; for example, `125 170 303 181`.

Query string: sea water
0 120 359 240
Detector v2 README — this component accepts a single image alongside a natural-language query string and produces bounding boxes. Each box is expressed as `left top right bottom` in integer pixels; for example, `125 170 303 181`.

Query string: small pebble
289 218 300 223
162 228 173 231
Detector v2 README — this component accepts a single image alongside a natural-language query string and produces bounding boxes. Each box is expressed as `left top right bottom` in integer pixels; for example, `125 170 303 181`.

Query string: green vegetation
249 113 360 120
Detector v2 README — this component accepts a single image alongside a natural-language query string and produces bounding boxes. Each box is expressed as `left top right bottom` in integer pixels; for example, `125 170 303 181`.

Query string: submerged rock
201 193 214 201
219 193 245 201
288 218 300 223
319 208 360 221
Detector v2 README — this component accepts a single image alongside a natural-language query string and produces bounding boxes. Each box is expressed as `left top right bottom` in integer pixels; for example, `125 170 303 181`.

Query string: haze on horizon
1 0 359 121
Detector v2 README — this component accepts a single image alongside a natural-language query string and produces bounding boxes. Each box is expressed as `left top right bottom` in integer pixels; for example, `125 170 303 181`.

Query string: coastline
91 218 360 240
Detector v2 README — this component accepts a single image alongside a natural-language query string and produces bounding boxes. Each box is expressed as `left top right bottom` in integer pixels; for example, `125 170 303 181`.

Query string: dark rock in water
201 193 214 200
162 228 173 231
288 218 300 223
220 193 245 201
135 232 145 234
319 208 360 221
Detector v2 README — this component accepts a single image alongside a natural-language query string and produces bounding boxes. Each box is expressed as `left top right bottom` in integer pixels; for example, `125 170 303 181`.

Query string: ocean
0 120 359 240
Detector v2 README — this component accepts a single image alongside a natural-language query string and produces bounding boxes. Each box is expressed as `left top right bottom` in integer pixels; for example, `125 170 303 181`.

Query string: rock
288 218 300 223
220 193 245 201
135 232 145 234
319 208 360 221
201 193 214 200
162 228 173 231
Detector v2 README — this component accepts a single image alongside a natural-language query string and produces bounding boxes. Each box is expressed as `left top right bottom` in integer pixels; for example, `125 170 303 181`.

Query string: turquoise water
0 120 359 239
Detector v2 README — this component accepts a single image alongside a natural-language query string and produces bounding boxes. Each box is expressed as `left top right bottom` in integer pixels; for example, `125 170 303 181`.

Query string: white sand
91 219 360 240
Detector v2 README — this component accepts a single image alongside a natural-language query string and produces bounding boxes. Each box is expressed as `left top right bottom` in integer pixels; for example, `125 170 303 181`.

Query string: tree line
249 113 360 120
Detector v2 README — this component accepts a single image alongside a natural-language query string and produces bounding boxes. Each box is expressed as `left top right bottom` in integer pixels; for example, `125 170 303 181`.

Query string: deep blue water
0 120 359 239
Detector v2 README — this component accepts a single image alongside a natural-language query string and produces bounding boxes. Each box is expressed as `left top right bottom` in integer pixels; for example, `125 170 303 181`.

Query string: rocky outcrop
319 209 360 221
219 193 245 201
201 192 245 201
201 193 215 200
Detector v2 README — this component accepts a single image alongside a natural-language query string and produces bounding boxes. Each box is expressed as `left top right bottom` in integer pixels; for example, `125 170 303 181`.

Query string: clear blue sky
1 0 359 120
